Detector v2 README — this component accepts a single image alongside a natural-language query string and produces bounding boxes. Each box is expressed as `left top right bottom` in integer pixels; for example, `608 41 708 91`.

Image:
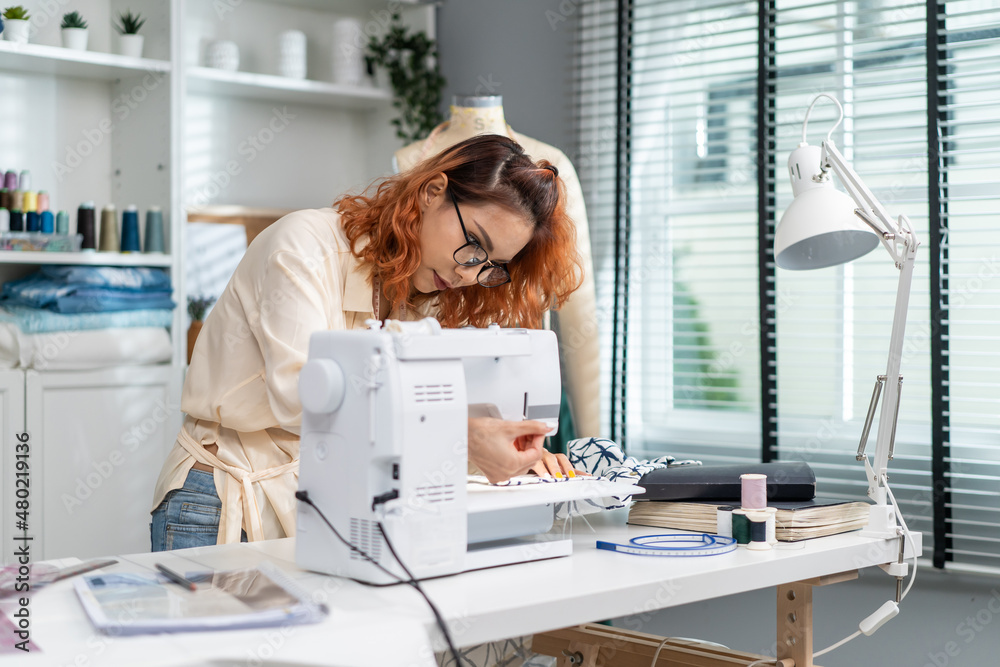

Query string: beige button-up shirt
152 208 427 544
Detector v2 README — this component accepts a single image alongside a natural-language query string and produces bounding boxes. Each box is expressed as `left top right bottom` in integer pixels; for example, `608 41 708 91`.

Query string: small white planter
118 33 144 58
61 27 89 51
4 19 30 44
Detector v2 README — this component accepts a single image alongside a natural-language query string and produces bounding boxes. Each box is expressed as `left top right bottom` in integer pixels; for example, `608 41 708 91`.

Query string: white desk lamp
775 93 920 538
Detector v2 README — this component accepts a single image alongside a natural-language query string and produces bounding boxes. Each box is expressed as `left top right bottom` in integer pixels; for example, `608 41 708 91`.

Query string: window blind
934 0 1000 570
574 0 1000 572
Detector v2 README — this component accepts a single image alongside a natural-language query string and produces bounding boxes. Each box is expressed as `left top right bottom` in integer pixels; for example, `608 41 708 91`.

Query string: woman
151 135 584 551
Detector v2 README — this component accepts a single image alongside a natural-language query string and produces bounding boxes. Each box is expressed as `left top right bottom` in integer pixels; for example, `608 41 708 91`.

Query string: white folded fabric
0 323 172 371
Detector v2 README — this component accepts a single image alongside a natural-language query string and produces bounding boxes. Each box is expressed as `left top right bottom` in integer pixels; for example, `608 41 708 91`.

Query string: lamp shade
774 144 879 270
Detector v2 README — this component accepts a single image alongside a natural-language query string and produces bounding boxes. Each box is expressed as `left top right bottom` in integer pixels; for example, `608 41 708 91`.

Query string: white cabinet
0 367 178 564
25 366 180 560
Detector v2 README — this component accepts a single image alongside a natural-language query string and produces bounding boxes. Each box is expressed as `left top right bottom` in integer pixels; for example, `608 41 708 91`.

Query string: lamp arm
818 141 920 508
819 141 919 266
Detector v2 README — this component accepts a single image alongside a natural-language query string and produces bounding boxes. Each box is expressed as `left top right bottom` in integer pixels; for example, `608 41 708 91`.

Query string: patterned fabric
565 437 702 510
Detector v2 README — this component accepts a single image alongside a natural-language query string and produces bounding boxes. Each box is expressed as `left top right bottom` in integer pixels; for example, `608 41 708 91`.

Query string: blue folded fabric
1 266 175 314
0 306 174 334
38 266 172 291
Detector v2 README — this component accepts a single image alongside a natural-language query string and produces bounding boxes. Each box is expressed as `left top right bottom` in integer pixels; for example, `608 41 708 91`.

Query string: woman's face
413 177 533 294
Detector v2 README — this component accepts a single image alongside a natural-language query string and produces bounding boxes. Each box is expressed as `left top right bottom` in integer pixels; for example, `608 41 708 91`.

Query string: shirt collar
343 249 375 316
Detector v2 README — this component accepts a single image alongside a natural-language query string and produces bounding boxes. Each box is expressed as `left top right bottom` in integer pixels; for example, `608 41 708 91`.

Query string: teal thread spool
144 206 164 253
56 211 69 235
732 509 751 545
120 205 140 252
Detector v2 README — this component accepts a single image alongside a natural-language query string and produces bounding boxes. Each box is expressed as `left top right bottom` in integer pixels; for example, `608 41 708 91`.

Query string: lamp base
859 503 898 539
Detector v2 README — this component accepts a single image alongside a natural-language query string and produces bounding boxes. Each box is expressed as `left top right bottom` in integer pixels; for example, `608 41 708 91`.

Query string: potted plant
187 295 215 364
2 6 30 44
366 11 446 142
60 11 88 50
114 9 145 58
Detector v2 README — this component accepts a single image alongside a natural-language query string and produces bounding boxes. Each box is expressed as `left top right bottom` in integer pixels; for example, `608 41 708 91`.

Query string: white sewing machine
295 318 630 584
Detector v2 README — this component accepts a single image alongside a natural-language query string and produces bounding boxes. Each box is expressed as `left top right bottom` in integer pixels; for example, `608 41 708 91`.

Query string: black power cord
294 490 462 665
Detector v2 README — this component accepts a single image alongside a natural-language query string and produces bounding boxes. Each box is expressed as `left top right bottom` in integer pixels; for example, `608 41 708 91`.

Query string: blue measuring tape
596 533 737 557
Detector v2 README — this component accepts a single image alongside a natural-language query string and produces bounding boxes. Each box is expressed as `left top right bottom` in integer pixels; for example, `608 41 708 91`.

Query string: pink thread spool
740 473 767 510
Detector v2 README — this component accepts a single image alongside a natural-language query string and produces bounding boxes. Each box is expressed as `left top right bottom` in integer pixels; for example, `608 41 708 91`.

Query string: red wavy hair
335 135 583 328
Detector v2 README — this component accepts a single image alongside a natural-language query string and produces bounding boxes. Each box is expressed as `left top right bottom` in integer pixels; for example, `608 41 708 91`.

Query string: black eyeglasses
449 189 511 288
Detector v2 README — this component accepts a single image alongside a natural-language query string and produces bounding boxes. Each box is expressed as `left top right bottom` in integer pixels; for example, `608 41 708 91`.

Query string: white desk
2 509 919 667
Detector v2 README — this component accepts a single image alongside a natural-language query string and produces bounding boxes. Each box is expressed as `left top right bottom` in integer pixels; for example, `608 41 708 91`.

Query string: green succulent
2 6 30 21
61 11 87 29
114 10 145 35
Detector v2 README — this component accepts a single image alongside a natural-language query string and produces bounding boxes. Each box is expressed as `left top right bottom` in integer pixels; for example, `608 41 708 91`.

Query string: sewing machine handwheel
299 359 346 414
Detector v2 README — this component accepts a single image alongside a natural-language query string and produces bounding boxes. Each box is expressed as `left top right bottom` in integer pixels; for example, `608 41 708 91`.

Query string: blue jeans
150 469 246 551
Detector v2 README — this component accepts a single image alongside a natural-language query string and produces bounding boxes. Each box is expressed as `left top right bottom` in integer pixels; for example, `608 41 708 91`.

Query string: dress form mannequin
395 96 602 441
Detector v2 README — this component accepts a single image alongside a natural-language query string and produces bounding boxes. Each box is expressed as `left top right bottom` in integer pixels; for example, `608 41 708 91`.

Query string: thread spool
9 210 23 232
26 211 40 232
143 206 164 253
78 202 96 250
11 190 24 212
56 211 69 235
41 210 54 233
37 191 50 212
0 208 9 232
731 509 750 545
0 189 9 210
746 511 771 551
741 473 767 510
99 205 119 251
120 205 140 252
22 191 37 213
761 507 778 544
2 171 16 191
716 505 735 538
18 170 30 191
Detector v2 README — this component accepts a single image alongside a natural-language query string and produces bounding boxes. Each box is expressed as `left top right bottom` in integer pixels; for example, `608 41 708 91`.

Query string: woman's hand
468 417 549 483
529 449 589 479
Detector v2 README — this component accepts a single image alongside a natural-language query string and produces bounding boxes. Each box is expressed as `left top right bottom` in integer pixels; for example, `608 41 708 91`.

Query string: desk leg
777 570 857 667
777 582 814 667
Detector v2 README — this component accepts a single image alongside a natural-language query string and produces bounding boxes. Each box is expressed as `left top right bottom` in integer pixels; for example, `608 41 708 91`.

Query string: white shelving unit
0 39 171 78
186 66 391 108
0 0 433 560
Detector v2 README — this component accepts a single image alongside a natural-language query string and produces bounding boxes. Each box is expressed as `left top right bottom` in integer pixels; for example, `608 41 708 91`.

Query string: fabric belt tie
177 428 298 544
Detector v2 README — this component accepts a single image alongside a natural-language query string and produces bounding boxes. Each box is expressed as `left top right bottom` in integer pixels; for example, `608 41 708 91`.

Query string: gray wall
436 0 575 157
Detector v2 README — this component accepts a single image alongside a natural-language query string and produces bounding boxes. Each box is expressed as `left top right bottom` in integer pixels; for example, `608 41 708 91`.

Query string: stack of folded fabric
0 265 176 370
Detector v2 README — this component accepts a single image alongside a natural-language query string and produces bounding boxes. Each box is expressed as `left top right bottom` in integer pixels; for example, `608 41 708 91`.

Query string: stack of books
628 497 871 541
629 461 870 541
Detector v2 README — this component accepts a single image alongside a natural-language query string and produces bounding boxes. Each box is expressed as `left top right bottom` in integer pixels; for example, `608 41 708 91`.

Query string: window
574 0 1000 571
